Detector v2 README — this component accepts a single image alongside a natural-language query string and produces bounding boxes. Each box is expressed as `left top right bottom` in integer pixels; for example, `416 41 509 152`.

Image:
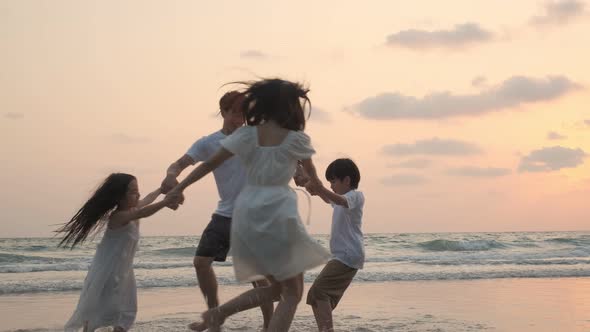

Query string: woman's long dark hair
56 173 136 249
235 78 311 131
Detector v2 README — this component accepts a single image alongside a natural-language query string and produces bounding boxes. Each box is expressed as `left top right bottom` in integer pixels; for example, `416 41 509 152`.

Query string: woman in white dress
167 78 331 332
57 173 175 331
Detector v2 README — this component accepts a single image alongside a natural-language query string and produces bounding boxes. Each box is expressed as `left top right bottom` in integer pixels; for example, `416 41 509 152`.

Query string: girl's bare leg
191 279 282 332
266 273 304 332
253 279 274 330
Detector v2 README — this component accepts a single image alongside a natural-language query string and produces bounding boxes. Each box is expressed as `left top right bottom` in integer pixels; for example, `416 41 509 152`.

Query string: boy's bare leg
312 300 334 332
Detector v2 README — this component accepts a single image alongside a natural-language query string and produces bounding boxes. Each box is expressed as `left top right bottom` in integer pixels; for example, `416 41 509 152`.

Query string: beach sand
2 278 589 331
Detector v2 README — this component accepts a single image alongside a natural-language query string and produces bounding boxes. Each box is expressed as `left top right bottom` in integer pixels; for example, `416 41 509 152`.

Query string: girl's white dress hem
221 126 331 283
64 221 139 332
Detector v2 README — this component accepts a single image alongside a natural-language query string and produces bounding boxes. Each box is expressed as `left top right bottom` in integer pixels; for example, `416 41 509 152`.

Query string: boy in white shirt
298 158 365 332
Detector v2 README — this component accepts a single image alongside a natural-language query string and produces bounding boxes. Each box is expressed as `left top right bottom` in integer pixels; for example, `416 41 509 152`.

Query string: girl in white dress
167 78 331 332
57 173 175 332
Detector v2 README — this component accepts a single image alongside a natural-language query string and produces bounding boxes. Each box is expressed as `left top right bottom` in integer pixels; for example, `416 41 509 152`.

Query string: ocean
1 231 589 294
1 231 589 332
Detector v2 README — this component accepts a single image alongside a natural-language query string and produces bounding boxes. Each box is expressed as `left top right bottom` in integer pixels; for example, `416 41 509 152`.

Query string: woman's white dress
65 221 139 331
221 126 331 282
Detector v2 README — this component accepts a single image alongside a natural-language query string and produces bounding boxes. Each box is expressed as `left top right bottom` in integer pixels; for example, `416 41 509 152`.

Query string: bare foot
187 321 206 331
187 310 225 332
202 309 223 332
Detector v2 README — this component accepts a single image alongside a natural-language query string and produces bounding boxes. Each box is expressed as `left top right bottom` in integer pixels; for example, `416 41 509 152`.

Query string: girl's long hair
56 173 136 249
234 78 311 131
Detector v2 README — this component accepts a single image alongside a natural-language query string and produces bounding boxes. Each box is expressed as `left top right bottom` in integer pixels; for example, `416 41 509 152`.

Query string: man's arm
165 148 233 205
161 154 195 193
172 148 234 193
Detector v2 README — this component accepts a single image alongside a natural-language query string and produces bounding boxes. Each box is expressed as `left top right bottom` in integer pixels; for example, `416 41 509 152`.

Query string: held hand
176 192 185 205
166 201 180 210
166 198 182 211
162 194 176 210
304 180 321 195
165 189 185 207
161 176 179 194
305 180 331 203
294 164 310 187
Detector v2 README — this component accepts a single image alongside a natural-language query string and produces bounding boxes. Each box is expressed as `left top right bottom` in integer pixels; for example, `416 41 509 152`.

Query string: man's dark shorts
195 214 232 261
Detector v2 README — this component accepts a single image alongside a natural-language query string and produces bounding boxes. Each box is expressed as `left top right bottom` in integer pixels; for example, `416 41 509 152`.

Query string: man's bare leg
188 256 218 331
194 256 219 308
312 300 334 332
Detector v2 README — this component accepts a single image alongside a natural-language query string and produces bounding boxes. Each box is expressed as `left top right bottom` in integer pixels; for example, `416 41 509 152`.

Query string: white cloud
4 112 24 119
352 75 580 120
388 159 433 169
446 167 511 177
530 0 586 26
110 133 151 144
547 131 567 140
381 174 428 186
382 138 481 156
309 107 332 123
471 76 487 87
386 23 493 49
240 50 269 60
518 146 586 172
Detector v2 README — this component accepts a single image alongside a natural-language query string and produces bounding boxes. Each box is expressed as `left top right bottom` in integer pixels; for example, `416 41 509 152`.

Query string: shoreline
2 277 589 331
3 229 590 240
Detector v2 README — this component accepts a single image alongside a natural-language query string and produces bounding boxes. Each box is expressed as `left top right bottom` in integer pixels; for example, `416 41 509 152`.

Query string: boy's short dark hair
325 158 360 189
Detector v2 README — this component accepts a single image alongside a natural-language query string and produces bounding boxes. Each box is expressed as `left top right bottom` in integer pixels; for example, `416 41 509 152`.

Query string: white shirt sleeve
288 131 315 160
220 126 253 159
186 137 208 163
344 190 363 210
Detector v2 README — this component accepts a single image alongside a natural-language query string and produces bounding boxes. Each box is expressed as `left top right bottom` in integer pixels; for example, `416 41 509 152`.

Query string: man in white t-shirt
297 158 365 332
160 91 272 331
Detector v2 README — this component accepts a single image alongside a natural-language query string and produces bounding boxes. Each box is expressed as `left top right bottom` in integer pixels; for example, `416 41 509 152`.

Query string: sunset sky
2 0 589 237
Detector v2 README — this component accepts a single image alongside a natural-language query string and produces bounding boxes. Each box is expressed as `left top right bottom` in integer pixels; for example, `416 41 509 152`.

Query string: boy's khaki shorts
306 259 358 309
